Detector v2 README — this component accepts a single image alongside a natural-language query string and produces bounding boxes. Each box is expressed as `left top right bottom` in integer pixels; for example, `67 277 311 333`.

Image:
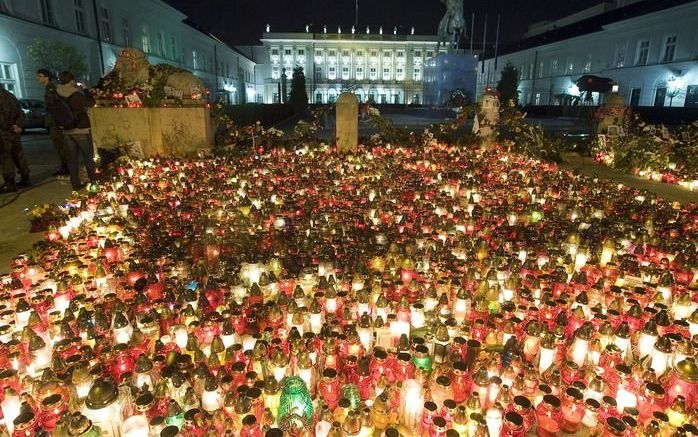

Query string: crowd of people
0 68 97 193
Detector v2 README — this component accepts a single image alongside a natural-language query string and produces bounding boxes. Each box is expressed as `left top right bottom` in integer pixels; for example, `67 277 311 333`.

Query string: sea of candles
0 142 696 436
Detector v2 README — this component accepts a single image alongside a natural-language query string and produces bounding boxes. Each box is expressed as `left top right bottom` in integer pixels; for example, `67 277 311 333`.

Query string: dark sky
164 0 602 48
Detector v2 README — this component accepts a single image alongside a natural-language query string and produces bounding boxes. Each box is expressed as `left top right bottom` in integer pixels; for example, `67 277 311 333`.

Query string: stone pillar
336 92 358 152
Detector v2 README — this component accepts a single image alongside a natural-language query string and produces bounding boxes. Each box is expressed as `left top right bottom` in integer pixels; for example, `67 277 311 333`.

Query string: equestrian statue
437 0 466 51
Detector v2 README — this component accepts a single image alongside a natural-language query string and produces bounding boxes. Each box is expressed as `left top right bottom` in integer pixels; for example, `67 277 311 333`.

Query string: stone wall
88 107 214 157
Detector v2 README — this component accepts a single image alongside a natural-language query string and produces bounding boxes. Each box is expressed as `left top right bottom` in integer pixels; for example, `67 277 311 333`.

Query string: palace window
550 59 559 75
141 26 150 53
382 66 391 80
40 0 55 25
413 67 421 81
584 55 592 72
342 66 350 80
662 35 677 62
74 0 87 33
636 40 649 66
121 16 129 46
355 67 364 80
369 67 377 80
328 66 336 80
396 67 404 80
98 6 112 41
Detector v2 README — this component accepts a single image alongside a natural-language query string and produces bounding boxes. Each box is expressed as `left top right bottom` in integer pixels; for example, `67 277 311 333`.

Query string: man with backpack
0 83 31 192
55 71 97 191
36 68 69 178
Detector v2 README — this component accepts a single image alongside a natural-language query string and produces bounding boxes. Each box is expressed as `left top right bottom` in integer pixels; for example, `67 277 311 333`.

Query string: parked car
18 99 46 130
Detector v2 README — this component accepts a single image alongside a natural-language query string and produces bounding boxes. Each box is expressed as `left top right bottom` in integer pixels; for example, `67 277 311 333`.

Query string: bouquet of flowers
28 203 66 233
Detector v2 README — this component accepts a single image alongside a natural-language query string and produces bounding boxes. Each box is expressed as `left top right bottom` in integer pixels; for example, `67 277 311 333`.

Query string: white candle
1 388 20 435
485 406 503 437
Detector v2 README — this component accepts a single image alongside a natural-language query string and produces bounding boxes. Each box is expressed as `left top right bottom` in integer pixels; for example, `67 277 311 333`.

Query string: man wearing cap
56 71 97 191
36 68 69 177
0 83 30 192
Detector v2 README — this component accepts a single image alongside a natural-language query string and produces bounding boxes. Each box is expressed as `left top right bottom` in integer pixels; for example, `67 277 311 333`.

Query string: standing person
36 68 69 177
56 71 97 191
0 83 31 192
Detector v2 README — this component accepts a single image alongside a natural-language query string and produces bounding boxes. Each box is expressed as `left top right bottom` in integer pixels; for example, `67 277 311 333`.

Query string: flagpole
494 14 500 71
355 0 359 28
481 14 487 73
470 13 475 53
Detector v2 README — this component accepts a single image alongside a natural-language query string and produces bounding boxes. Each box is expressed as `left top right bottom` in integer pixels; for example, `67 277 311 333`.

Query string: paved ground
0 120 695 274
561 153 698 204
0 130 74 273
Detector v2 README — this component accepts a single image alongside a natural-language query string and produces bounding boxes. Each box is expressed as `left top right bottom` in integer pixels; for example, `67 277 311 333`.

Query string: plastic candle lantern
615 365 637 415
637 322 658 359
539 334 556 374
277 376 314 432
65 412 103 437
121 415 149 437
1 387 20 435
560 387 585 433
650 336 672 377
664 358 698 410
569 323 592 367
535 395 562 437
400 378 424 430
83 377 122 437
485 403 504 437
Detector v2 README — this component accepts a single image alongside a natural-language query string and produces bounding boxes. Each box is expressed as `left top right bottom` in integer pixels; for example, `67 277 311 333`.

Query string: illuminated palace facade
255 29 445 105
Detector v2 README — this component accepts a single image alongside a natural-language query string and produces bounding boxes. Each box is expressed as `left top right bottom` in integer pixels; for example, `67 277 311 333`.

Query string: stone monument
336 92 358 152
88 48 212 158
473 91 500 141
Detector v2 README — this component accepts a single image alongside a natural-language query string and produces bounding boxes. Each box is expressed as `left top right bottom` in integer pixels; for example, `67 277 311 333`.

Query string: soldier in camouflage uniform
0 83 30 192
36 69 68 176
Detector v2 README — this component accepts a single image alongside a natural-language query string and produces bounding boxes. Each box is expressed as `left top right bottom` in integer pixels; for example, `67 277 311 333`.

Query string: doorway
654 87 666 107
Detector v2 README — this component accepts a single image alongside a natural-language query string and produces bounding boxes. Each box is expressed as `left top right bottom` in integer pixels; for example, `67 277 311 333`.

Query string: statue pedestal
88 106 213 157
423 53 478 106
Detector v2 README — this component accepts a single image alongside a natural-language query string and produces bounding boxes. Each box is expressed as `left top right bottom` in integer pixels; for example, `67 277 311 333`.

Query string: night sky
164 0 602 48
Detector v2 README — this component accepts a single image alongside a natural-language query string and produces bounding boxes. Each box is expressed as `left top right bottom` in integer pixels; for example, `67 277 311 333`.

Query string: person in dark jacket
56 71 97 191
0 83 30 192
36 68 69 176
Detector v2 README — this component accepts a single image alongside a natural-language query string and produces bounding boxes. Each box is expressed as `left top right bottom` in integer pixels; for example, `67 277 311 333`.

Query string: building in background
0 0 255 103
254 28 445 105
477 0 698 108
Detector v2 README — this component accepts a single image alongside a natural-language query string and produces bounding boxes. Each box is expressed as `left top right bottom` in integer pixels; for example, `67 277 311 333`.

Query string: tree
288 66 308 112
496 62 519 107
26 38 87 79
